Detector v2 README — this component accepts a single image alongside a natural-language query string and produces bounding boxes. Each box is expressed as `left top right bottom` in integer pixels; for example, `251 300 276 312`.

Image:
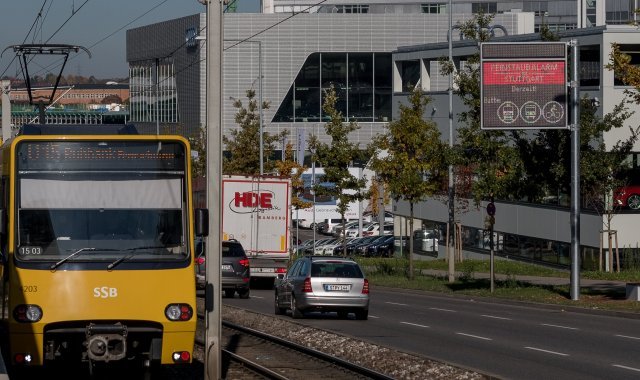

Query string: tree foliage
274 142 312 210
188 126 207 179
308 85 371 251
369 87 448 279
223 89 288 176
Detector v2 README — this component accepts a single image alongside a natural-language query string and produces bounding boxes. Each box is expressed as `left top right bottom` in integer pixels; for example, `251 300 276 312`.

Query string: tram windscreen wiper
106 245 169 270
50 247 96 270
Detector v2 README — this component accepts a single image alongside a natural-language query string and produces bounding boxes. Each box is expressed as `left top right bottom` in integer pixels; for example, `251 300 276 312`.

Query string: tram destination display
480 42 568 130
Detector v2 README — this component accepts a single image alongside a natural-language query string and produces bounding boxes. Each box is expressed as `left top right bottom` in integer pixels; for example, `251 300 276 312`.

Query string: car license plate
251 267 275 273
221 264 233 271
324 284 351 292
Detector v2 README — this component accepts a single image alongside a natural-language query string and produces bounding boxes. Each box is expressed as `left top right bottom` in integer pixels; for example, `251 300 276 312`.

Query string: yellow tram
0 124 202 372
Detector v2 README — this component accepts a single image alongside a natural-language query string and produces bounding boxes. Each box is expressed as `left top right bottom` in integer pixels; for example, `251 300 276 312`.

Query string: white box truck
222 175 291 281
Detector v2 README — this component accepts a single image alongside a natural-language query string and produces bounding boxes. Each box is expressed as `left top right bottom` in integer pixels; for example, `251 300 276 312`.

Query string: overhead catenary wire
7 0 333 92
0 0 50 78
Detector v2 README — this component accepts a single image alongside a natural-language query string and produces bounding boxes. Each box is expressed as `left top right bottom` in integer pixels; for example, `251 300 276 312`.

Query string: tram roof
17 124 139 136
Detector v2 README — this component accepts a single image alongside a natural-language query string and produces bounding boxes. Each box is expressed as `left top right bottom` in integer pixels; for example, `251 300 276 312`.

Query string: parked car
363 210 394 223
316 237 355 256
344 236 379 256
332 220 359 237
614 185 640 209
365 235 396 257
312 238 341 255
314 221 328 233
293 239 315 256
355 235 390 256
339 221 374 238
362 222 394 237
195 239 251 299
274 255 369 319
303 238 333 254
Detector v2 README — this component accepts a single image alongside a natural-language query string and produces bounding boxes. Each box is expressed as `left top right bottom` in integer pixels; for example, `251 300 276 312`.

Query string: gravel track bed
220 305 491 380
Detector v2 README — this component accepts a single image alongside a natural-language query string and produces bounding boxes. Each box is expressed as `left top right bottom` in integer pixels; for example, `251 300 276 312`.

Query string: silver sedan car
274 256 369 320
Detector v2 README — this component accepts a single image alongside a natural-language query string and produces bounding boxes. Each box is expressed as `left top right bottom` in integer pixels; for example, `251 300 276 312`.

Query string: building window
585 0 597 27
472 2 497 13
579 45 600 87
272 52 392 123
399 60 420 92
334 5 369 14
421 3 447 14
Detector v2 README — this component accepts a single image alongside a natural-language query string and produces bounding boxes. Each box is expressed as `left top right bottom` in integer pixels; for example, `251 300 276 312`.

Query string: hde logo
230 190 275 214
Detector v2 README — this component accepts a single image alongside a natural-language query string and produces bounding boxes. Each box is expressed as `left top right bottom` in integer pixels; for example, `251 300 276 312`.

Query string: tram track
196 312 393 380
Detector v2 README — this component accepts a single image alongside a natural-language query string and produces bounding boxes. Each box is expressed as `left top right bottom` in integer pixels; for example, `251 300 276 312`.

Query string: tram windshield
15 140 188 262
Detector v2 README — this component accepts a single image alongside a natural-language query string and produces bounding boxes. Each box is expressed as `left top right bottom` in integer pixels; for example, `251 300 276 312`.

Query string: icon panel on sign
542 101 564 123
497 101 519 124
520 101 541 124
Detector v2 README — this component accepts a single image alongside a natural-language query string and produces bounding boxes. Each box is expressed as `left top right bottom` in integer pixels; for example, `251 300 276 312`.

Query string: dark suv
195 239 251 299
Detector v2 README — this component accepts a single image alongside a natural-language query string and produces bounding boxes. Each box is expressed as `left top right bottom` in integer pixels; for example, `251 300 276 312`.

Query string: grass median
356 257 640 314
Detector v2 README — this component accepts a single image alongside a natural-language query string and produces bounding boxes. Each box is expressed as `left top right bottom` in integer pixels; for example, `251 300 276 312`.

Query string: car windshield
311 262 363 278
15 141 187 263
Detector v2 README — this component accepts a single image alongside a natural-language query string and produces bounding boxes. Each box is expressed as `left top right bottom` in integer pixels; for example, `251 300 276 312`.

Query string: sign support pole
569 39 581 301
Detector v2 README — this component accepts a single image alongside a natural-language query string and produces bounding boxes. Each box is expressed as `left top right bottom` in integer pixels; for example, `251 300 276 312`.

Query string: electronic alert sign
480 42 568 130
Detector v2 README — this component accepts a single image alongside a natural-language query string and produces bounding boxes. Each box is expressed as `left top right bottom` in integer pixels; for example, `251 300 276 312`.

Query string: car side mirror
0 209 5 235
195 208 209 237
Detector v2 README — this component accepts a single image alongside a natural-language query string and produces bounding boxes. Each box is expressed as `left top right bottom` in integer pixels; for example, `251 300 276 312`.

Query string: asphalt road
224 287 640 380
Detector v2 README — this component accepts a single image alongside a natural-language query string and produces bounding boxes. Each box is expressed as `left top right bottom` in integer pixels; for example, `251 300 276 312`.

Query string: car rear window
311 262 363 278
222 244 246 257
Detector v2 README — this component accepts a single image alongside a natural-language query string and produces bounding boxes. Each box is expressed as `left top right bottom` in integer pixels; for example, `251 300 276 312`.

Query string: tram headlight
164 304 193 321
13 304 43 323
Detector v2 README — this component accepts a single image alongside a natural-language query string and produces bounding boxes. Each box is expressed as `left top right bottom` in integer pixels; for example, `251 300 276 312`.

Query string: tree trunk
408 202 414 280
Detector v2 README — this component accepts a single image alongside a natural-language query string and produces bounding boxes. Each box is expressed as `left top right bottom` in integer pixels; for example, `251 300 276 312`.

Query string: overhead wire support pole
569 39 581 301
447 0 455 283
202 0 223 379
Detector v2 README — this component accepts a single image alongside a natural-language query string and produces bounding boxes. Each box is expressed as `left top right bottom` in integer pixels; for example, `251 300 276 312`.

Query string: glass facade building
272 53 392 123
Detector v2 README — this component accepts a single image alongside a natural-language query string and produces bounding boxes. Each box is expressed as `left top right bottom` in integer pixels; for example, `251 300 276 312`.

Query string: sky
0 0 259 80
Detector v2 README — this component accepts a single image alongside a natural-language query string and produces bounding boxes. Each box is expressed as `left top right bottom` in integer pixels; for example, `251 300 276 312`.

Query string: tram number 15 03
19 246 43 255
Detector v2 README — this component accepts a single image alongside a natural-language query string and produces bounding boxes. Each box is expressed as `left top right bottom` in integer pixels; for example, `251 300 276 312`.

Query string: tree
223 89 287 176
308 85 371 255
369 87 448 280
274 142 312 211
439 12 526 206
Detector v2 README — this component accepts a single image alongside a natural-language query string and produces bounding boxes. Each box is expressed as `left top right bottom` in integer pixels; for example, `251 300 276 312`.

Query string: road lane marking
541 323 578 330
386 302 409 306
615 334 640 340
613 364 640 373
481 314 512 320
369 315 380 319
250 296 264 299
456 333 492 341
400 322 430 328
430 307 456 313
524 347 569 356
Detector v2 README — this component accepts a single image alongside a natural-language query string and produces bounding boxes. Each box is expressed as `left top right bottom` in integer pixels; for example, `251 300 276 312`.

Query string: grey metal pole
204 0 223 379
258 41 263 176
156 58 160 135
447 0 455 283
1 80 11 142
570 39 581 301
